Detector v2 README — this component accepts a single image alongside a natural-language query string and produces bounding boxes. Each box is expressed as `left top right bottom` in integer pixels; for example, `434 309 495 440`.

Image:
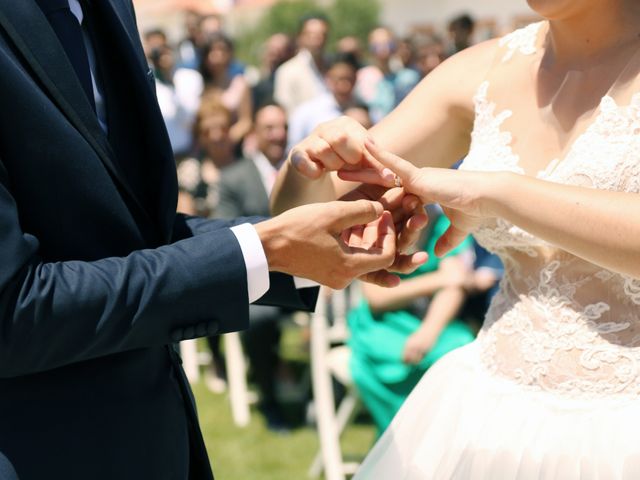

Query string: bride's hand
342 140 498 256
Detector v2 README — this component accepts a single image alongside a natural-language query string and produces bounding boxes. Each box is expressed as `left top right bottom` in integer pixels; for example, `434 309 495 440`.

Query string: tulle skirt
353 341 640 479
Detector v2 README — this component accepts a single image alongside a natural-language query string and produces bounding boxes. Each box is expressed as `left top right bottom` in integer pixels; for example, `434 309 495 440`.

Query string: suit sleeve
0 171 253 378
171 212 258 241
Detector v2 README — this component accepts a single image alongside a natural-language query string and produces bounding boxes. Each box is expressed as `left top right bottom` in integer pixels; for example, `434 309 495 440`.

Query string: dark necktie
36 0 96 112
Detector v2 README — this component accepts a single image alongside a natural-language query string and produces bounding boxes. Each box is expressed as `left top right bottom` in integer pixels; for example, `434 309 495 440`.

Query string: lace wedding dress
354 22 640 479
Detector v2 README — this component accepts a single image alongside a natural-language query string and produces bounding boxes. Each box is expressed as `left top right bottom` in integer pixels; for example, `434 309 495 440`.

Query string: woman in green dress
348 214 476 435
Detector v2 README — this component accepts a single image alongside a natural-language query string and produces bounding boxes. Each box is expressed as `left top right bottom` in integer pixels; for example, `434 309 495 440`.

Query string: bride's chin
525 0 576 20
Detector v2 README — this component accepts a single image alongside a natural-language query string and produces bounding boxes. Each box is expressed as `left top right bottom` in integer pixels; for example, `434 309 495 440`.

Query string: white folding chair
180 333 254 428
223 331 252 427
308 286 362 480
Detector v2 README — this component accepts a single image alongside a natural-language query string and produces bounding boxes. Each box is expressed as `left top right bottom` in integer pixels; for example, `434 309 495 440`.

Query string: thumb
331 199 384 232
364 139 419 184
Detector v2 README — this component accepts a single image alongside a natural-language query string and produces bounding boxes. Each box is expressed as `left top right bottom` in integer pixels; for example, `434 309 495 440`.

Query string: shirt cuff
230 223 270 303
294 276 319 289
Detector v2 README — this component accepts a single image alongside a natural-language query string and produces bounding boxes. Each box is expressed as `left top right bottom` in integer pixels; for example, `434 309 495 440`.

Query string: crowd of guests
142 10 500 434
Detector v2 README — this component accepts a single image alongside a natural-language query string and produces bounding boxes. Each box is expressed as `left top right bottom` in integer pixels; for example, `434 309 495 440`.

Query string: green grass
192 325 376 479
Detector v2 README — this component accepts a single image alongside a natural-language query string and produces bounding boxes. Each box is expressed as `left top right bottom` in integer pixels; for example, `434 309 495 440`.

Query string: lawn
192 325 377 479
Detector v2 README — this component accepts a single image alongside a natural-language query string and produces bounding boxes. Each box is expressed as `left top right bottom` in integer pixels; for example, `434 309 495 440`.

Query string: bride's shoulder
425 38 502 111
429 22 546 106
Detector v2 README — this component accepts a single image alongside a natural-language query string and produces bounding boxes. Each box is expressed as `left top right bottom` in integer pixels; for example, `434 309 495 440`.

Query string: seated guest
148 43 202 157
348 213 475 435
176 98 237 218
197 33 253 146
459 240 503 329
215 103 292 429
287 53 360 150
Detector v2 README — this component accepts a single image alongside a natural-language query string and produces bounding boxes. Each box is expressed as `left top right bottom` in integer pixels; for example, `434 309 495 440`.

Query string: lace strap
498 22 544 63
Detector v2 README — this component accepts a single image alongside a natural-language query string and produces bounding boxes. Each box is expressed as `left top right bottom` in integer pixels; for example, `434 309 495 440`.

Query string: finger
402 194 421 213
337 168 397 187
377 187 407 223
331 200 384 232
346 211 396 272
338 183 387 202
307 136 345 171
434 224 469 257
364 139 420 183
397 213 429 253
289 148 324 179
373 211 396 250
346 224 365 247
360 270 401 288
360 216 381 249
318 124 366 166
388 251 428 274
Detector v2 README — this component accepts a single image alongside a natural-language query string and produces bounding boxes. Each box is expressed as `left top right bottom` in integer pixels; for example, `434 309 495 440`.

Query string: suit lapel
0 0 155 227
95 0 178 242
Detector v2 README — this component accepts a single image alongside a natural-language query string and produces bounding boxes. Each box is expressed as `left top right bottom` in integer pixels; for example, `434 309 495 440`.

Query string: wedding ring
394 174 403 187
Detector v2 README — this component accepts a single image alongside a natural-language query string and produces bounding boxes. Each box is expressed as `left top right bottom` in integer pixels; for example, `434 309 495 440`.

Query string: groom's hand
255 200 400 289
340 184 429 276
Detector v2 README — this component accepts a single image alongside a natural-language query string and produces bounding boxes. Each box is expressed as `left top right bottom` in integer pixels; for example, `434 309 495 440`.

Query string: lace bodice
459 22 640 398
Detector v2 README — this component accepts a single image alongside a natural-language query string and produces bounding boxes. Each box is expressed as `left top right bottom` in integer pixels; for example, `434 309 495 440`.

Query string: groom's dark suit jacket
0 1 317 479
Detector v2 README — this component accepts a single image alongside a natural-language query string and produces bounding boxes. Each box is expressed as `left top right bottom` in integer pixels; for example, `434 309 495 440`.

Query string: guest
176 10 202 70
148 43 202 156
274 14 330 115
355 27 421 123
348 213 475 435
176 98 236 219
337 35 365 69
198 33 253 145
251 33 294 110
344 103 372 129
287 53 360 149
215 103 292 429
391 35 416 72
447 13 475 55
413 32 446 78
142 28 168 59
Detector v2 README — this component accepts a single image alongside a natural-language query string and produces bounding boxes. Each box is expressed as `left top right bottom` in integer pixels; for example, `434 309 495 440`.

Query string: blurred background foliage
235 0 380 64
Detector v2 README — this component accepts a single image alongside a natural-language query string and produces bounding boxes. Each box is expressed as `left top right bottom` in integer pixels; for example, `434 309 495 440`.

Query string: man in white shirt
287 52 360 150
273 13 330 115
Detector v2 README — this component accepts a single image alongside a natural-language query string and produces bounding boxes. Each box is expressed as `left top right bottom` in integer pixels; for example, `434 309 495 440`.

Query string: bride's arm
489 173 640 278
370 144 640 279
270 39 499 214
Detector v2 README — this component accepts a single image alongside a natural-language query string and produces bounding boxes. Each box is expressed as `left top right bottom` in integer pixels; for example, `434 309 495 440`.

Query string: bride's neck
546 1 640 65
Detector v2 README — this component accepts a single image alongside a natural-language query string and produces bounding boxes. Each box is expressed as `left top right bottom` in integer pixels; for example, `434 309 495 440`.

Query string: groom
0 1 420 480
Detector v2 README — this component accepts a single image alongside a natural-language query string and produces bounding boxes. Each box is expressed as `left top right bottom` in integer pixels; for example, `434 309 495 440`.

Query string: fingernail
382 168 395 180
408 199 418 210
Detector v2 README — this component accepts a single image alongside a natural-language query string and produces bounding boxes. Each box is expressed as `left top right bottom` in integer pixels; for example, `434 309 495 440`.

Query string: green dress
348 215 475 435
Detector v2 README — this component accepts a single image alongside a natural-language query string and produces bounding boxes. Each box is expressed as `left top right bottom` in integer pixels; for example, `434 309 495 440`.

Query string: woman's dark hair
198 32 235 84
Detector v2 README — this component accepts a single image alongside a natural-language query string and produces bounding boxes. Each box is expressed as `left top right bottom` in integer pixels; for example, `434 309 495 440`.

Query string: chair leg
309 391 360 478
180 339 201 383
309 305 346 480
224 332 251 428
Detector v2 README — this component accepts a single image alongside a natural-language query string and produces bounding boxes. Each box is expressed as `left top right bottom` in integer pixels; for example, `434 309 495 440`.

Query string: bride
272 0 640 477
